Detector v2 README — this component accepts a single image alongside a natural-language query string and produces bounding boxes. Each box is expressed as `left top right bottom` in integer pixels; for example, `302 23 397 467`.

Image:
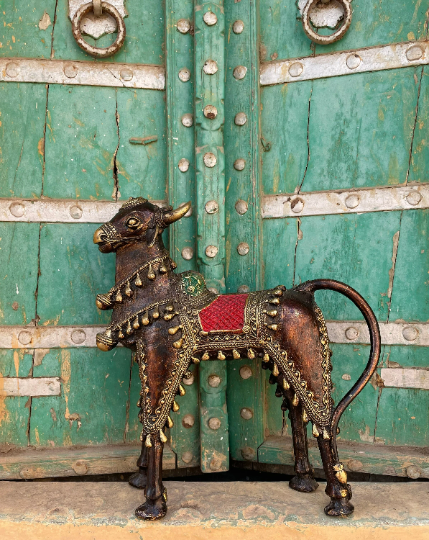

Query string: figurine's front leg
129 441 147 489
135 434 167 520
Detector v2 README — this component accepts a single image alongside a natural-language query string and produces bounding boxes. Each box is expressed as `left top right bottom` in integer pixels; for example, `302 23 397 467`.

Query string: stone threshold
0 480 428 539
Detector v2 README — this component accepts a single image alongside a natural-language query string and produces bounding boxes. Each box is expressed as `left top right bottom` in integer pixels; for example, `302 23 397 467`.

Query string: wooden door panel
29 348 131 447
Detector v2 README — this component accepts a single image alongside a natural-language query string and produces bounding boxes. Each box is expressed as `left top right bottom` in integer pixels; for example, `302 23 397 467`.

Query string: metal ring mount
72 2 126 58
302 0 352 45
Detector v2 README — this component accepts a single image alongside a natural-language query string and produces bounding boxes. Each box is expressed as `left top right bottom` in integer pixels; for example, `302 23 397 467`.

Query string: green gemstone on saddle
180 271 207 297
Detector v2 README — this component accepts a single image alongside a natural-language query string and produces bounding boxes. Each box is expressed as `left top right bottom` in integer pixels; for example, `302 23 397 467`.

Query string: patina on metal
71 1 126 58
300 0 352 45
93 197 381 520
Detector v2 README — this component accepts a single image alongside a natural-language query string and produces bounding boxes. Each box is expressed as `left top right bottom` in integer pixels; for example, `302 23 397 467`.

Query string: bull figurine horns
163 201 191 224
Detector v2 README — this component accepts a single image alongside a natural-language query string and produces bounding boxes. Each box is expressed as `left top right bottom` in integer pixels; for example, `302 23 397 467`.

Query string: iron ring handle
302 0 352 45
72 2 126 58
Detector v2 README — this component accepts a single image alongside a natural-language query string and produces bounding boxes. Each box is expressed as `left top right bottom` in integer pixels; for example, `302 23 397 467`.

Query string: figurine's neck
115 237 170 284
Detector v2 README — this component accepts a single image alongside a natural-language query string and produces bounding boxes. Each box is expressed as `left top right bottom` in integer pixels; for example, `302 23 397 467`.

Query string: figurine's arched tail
296 279 381 451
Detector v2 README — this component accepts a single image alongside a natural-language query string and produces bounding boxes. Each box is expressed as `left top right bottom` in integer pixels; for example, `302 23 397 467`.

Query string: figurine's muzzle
93 223 118 252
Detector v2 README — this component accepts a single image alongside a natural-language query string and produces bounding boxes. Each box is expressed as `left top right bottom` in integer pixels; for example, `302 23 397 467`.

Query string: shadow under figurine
93 197 381 521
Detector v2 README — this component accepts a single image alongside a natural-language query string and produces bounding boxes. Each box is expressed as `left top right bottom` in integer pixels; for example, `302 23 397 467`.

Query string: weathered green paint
30 347 131 447
0 349 33 448
224 0 265 463
0 223 39 326
165 0 200 467
37 223 115 325
194 0 229 472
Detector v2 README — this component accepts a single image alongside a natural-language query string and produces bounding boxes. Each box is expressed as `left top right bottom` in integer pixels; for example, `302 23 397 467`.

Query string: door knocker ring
72 1 126 58
302 0 352 45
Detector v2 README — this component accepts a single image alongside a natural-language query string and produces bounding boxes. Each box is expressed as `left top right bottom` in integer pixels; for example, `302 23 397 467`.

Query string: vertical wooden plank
115 89 167 201
224 0 264 463
409 67 429 183
165 0 200 468
37 223 115 326
0 84 46 198
0 223 39 326
0 349 33 449
30 347 131 447
194 0 229 472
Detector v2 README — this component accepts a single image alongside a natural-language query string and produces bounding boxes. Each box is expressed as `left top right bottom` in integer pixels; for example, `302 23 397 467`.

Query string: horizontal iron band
1 198 166 223
0 377 61 397
262 183 429 219
0 58 165 90
260 40 429 86
1 322 427 348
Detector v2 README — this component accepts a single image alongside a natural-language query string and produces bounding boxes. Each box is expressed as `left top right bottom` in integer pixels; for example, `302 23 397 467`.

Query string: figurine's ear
163 202 191 225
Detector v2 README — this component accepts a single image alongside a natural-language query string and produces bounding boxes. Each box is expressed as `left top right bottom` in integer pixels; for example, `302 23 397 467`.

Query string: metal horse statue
93 197 380 521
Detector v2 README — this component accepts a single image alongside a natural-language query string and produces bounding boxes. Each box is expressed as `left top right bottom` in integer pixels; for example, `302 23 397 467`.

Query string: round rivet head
203 59 218 75
183 373 194 386
291 198 304 213
208 374 221 388
406 465 421 479
237 242 250 256
71 329 86 344
178 158 190 172
203 104 218 119
241 446 255 461
234 158 246 171
235 112 247 126
233 65 247 80
181 247 194 260
209 457 222 471
402 326 419 342
181 113 193 128
289 62 303 77
6 62 20 78
64 63 78 79
347 459 363 472
177 19 191 34
9 202 25 218
18 330 32 346
208 417 221 430
120 68 133 81
235 199 248 215
345 194 360 209
182 414 195 428
203 152 217 168
406 45 424 62
181 451 193 464
205 200 219 214
203 11 217 26
69 205 83 219
178 68 191 82
345 327 359 341
205 245 218 258
240 366 253 380
237 285 250 293
346 54 361 70
406 191 422 206
233 20 244 34
240 407 253 420
72 460 88 475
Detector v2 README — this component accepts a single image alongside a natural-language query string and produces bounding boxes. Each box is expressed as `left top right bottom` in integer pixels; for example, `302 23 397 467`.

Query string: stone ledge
0 480 428 539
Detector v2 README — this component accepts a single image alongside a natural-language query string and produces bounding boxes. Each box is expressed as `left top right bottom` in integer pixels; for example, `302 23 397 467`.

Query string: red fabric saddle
199 294 248 333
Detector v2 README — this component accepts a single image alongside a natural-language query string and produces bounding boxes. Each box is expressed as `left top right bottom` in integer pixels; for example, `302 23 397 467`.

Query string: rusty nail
203 11 217 26
182 414 195 428
203 59 218 75
178 158 190 172
177 19 191 34
203 152 217 168
181 113 193 127
181 247 194 260
208 417 221 430
208 374 221 387
205 245 218 258
178 68 191 82
240 407 253 420
203 104 218 119
205 200 219 214
240 366 253 380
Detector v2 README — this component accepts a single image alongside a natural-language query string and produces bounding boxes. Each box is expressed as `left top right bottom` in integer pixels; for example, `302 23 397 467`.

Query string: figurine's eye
126 217 140 229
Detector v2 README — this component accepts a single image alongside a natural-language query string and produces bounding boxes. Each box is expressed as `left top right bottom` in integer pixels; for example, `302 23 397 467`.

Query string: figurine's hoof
324 497 354 517
289 474 319 493
128 471 146 489
135 497 167 521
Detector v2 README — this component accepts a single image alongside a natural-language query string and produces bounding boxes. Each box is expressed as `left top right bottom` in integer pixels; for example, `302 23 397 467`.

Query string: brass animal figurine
93 197 380 521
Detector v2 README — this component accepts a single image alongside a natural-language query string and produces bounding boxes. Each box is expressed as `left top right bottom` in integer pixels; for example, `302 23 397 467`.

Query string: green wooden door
1 0 428 481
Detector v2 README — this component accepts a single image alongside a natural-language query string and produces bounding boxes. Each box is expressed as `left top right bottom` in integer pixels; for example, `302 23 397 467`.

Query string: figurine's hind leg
316 432 353 516
286 397 319 493
128 440 147 489
135 435 167 520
